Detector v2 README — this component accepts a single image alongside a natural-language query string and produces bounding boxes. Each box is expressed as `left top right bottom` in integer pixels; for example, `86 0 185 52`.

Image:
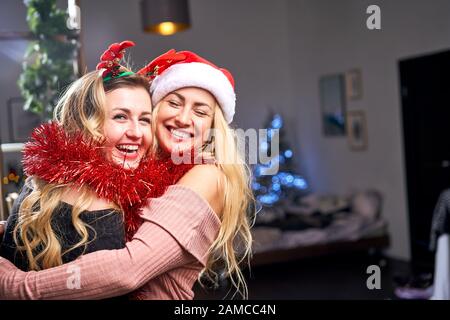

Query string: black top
0 185 126 271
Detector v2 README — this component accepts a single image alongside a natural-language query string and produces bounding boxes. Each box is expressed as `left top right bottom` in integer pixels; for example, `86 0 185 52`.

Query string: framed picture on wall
347 110 368 150
7 97 43 143
319 73 346 136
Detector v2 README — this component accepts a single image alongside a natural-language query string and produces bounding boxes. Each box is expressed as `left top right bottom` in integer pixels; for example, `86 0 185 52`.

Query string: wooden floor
194 252 412 300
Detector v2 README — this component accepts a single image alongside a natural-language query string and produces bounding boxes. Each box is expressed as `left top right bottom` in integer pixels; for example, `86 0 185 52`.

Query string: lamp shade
141 0 190 36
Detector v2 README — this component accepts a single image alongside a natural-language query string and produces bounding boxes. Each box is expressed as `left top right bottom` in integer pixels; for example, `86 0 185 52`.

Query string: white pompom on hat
138 50 236 123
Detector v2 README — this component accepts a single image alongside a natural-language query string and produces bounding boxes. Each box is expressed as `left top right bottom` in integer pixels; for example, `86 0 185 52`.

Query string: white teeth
171 128 191 140
116 145 139 152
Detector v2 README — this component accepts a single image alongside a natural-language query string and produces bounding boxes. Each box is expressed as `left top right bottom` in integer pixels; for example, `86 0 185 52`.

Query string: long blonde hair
14 70 150 271
152 101 255 299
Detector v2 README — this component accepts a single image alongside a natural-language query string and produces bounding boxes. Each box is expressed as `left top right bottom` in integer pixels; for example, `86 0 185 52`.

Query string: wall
286 0 450 260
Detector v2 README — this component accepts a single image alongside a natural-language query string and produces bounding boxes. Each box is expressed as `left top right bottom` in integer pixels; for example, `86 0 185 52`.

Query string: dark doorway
400 49 450 273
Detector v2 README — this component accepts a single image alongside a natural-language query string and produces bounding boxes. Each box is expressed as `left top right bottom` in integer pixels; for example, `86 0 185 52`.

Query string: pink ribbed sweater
0 185 221 300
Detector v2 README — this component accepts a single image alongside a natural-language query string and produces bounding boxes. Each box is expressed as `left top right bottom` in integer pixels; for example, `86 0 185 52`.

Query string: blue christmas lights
258 193 280 205
294 177 308 189
252 113 308 206
284 149 293 158
271 114 283 129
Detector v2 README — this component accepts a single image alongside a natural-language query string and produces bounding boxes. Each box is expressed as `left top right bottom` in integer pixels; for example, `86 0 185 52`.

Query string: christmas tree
252 112 309 207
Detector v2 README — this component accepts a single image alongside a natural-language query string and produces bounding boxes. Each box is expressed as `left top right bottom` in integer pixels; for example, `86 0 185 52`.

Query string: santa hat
138 50 236 123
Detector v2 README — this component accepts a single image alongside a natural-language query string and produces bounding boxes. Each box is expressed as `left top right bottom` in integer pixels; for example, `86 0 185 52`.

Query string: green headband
103 71 135 82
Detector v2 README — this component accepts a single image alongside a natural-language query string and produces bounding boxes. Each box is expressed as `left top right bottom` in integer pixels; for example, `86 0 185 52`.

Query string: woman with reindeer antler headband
0 44 255 300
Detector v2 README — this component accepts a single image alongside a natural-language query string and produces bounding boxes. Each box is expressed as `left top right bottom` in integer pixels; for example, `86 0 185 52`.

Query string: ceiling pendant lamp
141 0 191 36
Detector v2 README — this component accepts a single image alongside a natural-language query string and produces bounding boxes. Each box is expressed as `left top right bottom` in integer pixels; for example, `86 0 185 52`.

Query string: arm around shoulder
0 181 222 300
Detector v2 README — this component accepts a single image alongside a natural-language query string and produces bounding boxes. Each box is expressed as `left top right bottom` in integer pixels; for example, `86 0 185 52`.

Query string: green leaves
18 0 78 119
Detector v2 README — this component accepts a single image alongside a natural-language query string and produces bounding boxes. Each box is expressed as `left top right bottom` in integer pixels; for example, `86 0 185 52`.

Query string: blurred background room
1 0 450 300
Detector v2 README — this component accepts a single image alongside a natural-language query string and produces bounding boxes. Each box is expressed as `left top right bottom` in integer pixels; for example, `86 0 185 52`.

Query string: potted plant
18 0 79 120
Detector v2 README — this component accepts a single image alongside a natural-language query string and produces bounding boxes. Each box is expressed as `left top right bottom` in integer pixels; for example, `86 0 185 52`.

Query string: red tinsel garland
22 122 193 240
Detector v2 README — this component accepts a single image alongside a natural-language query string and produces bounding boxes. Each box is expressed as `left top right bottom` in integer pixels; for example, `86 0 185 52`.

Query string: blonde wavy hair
152 101 255 299
14 69 150 271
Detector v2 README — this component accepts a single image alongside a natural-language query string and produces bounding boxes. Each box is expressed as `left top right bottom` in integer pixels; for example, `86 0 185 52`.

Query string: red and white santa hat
138 50 236 123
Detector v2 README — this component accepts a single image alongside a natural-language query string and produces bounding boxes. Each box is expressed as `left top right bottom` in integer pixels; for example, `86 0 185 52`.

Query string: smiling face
103 86 153 169
155 87 216 155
